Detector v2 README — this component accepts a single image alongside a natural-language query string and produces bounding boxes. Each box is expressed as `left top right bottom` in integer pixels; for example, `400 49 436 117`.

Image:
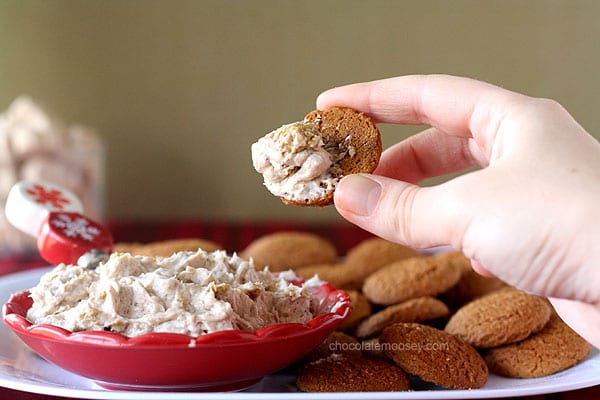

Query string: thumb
334 174 466 250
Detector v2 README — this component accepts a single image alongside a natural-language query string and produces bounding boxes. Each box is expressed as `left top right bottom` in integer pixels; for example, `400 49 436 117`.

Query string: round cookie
380 323 488 389
341 238 420 288
303 331 362 362
355 296 449 339
303 107 382 176
437 251 506 308
444 287 552 348
294 263 350 289
112 238 222 257
433 250 473 274
296 356 410 392
485 313 592 378
336 290 372 331
442 268 506 309
240 231 338 271
361 337 386 359
362 256 461 305
295 107 382 206
252 106 381 207
112 242 139 254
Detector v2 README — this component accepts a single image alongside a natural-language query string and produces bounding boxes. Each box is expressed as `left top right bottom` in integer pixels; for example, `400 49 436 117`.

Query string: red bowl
2 280 350 391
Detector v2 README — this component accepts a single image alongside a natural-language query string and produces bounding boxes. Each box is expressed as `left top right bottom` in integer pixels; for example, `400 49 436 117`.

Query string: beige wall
1 0 599 222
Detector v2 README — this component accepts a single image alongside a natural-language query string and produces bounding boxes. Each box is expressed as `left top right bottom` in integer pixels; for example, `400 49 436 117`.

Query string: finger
374 127 488 184
317 74 531 157
549 297 600 349
333 173 469 250
470 259 497 278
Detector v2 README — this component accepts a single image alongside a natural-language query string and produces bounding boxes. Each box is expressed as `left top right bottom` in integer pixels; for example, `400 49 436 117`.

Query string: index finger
316 74 532 156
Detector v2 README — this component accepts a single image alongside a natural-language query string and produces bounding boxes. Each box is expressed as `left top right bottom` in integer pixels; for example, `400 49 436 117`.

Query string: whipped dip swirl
26 249 321 337
251 121 340 203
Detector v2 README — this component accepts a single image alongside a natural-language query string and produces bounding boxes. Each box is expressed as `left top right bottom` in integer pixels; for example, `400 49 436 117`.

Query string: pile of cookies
239 231 592 393
115 232 593 393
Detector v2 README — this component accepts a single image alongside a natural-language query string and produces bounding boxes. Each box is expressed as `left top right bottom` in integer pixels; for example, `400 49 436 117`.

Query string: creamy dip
26 250 321 337
251 121 354 203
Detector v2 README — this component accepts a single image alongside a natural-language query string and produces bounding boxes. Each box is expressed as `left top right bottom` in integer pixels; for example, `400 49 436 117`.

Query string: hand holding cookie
316 74 600 349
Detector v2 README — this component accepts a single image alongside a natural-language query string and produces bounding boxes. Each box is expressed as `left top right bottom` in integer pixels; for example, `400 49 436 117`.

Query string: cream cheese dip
26 249 322 337
251 121 354 204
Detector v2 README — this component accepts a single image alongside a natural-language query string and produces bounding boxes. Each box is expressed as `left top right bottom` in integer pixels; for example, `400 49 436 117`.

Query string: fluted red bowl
2 280 350 391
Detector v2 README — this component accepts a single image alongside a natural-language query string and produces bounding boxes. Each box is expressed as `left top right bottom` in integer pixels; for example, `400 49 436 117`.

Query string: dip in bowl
2 250 350 391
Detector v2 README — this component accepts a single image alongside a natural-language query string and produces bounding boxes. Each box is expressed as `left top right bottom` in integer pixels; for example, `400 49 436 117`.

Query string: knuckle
526 97 567 119
386 184 420 244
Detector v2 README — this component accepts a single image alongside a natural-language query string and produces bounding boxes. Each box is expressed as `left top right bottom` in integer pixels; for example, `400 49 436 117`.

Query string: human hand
316 75 600 347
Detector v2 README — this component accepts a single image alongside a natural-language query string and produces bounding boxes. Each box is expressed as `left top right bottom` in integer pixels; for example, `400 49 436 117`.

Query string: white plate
1 267 599 400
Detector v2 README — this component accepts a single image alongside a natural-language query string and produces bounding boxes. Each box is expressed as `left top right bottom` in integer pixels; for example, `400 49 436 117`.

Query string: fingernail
336 174 381 216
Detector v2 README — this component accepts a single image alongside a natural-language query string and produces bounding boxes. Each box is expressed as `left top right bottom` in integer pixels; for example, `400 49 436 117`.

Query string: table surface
1 219 598 400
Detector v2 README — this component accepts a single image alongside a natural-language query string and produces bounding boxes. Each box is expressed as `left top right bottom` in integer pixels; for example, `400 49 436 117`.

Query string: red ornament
38 212 113 266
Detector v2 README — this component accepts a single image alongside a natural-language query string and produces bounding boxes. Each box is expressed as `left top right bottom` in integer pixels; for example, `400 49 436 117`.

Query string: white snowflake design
51 214 100 241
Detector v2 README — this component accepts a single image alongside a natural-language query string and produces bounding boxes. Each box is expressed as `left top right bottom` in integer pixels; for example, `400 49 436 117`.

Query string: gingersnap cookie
296 263 363 290
485 313 592 378
112 242 141 254
380 323 488 389
112 238 222 257
340 238 420 288
444 287 552 348
296 355 410 392
433 250 472 271
336 290 372 331
437 251 506 308
303 331 362 362
362 256 461 305
240 231 338 271
361 337 386 359
294 263 350 289
251 106 381 206
355 296 449 339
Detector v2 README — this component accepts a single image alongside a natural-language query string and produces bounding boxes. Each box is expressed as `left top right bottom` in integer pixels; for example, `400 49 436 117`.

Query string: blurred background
1 0 599 227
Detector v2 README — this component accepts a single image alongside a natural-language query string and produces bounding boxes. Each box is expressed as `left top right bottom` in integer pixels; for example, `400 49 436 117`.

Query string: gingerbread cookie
294 263 350 289
361 337 386 359
355 296 449 339
296 356 410 392
303 331 362 362
362 256 461 305
433 250 473 274
444 287 552 348
437 251 506 308
340 238 420 288
251 107 381 206
240 231 338 271
380 323 488 389
485 313 592 378
112 238 222 257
